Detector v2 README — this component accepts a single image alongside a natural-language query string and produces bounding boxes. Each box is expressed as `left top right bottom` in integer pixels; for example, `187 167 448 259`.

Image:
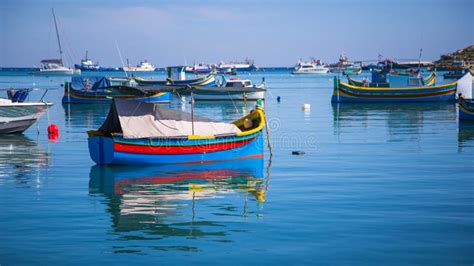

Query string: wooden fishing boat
62 76 170 103
458 96 474 120
88 99 265 165
134 74 216 87
332 76 458 103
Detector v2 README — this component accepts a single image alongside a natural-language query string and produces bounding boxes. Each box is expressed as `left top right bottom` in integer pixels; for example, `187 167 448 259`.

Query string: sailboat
37 8 74 75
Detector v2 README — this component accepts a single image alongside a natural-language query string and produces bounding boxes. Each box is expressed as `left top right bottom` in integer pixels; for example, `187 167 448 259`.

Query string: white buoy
302 103 311 110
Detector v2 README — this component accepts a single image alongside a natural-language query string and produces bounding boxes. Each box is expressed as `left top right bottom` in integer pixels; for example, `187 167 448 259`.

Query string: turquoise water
0 70 473 265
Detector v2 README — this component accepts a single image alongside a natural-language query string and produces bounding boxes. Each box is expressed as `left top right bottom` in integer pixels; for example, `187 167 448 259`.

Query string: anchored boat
292 59 329 74
121 60 156 72
36 9 74 76
192 78 266 101
134 66 216 87
88 99 265 165
0 89 53 133
331 73 468 103
62 76 170 103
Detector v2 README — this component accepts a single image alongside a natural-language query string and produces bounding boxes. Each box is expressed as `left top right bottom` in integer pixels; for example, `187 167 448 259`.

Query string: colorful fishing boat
134 74 216 87
88 99 265 165
458 96 474 120
332 76 458 103
62 76 170 103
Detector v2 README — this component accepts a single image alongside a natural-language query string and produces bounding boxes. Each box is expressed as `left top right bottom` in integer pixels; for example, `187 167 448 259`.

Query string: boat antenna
190 90 195 135
51 8 63 64
182 49 187 66
418 48 423 72
115 41 128 78
85 50 88 60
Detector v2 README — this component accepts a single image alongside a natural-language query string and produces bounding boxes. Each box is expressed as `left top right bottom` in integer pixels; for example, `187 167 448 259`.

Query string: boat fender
277 96 281 103
292 151 305 155
48 123 59 141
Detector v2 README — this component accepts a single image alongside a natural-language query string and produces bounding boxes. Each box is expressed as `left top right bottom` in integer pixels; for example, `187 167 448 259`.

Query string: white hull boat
193 78 266 101
292 59 329 75
36 9 74 76
37 65 75 75
0 99 53 133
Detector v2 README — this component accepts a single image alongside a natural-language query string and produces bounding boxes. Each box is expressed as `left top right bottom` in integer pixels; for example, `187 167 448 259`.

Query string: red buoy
47 123 59 141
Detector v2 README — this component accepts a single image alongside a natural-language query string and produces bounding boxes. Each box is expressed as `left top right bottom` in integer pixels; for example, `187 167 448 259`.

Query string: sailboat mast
52 8 63 63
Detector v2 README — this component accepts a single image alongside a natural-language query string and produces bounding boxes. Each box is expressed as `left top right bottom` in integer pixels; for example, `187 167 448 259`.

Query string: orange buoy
47 124 59 141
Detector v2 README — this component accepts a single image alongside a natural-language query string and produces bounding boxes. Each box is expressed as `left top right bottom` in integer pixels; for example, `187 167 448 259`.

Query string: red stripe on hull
114 137 257 154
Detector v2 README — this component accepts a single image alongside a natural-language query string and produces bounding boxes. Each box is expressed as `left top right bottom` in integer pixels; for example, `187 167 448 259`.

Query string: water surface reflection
332 102 456 142
89 158 267 253
0 135 50 187
458 122 474 152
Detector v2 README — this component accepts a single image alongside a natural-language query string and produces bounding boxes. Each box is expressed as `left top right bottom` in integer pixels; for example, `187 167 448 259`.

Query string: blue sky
0 0 473 67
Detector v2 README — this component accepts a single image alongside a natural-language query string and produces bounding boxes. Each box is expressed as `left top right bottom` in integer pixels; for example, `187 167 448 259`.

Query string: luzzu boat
62 76 170 104
134 74 216 87
458 96 474 120
88 99 265 165
332 74 459 103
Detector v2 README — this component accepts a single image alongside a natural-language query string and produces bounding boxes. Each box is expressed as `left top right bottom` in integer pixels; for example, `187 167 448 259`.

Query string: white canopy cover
99 99 241 139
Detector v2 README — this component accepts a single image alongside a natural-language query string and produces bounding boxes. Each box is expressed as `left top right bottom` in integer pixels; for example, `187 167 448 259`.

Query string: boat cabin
40 59 65 70
225 79 253 88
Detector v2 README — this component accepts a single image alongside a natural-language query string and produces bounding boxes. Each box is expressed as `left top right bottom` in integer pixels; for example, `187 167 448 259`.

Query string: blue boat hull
459 99 474 120
88 134 264 165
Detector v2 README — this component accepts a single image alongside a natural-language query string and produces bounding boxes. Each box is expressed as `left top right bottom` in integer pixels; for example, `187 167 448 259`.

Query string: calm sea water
0 70 473 265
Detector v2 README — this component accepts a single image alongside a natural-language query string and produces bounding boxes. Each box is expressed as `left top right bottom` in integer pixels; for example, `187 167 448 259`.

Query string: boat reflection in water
63 102 110 130
332 102 456 142
0 135 50 187
89 158 267 252
458 122 474 152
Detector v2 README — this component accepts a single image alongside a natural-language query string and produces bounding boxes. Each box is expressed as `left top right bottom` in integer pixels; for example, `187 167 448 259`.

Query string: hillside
434 45 474 69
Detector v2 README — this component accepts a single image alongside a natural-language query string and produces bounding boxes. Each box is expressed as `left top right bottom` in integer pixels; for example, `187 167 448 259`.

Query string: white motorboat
192 78 266 101
292 59 329 74
0 90 53 134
